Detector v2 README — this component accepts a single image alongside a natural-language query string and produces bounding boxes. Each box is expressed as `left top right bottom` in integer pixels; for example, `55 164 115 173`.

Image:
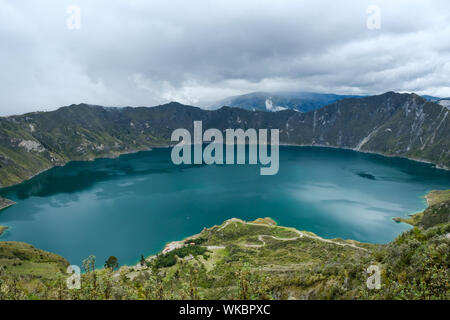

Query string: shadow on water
357 172 376 180
0 149 199 200
0 144 248 201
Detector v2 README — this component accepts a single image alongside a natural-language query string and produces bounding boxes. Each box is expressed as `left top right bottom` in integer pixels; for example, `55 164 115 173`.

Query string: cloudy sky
1 0 450 115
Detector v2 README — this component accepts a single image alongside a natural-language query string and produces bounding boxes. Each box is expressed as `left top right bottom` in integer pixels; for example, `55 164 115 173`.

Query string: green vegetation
0 190 448 300
0 241 69 299
0 226 7 237
394 190 450 228
366 190 449 299
250 217 277 225
153 245 208 269
104 256 119 271
367 224 449 299
188 238 208 246
0 197 14 237
426 190 450 206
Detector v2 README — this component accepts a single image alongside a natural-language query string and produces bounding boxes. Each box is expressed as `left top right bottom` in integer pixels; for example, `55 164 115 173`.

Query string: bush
189 238 207 245
154 245 208 268
154 254 177 268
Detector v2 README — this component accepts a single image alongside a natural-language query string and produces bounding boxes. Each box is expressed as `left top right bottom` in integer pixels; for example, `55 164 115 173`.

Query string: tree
140 255 146 266
104 256 119 271
82 255 96 273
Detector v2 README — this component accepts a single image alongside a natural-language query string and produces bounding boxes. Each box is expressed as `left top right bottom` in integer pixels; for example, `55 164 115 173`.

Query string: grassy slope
0 242 68 276
0 241 69 299
393 190 450 227
426 190 450 206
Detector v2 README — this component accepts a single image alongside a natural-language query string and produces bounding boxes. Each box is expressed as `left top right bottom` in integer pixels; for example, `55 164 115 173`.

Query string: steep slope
0 92 448 187
0 241 69 299
369 190 450 300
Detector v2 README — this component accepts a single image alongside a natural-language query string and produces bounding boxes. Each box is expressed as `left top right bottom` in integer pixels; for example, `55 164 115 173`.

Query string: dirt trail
115 218 368 280
219 219 367 252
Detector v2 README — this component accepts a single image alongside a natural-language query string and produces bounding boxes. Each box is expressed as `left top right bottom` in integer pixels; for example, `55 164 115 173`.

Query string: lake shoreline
112 185 443 270
1 143 448 190
0 197 16 237
0 144 174 190
0 197 15 211
0 225 8 237
280 143 449 171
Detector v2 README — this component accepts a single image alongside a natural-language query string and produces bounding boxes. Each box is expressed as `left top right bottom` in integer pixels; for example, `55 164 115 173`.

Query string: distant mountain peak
210 91 364 112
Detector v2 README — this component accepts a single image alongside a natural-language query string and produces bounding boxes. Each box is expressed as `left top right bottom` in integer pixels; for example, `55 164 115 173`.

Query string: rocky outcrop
0 196 15 211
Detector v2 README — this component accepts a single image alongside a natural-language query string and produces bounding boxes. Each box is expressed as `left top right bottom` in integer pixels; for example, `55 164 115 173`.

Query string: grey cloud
0 0 450 115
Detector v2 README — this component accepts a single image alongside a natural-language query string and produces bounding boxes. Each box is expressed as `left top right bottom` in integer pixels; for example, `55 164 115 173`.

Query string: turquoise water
0 146 449 268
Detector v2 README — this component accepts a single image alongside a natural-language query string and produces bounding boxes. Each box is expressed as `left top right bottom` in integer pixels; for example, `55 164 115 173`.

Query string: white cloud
1 0 450 115
265 99 287 112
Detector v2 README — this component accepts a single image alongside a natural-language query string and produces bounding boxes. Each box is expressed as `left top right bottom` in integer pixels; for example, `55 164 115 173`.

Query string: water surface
1 146 449 267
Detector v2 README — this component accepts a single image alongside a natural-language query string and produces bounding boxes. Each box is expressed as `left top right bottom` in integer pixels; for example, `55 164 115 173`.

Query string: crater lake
1 146 449 268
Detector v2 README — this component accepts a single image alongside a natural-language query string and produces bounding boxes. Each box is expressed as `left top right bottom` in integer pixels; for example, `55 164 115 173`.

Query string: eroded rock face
18 140 45 152
0 155 10 166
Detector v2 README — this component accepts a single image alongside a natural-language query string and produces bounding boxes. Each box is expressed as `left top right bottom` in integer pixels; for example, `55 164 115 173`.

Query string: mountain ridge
0 91 448 187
